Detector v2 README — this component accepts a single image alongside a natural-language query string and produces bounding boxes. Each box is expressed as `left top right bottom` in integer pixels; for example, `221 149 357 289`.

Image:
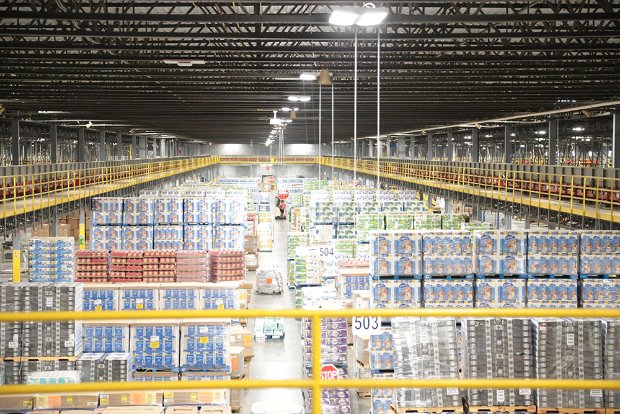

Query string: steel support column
504 125 514 163
613 111 620 169
548 119 559 165
131 135 137 159
77 128 85 163
49 206 57 237
160 138 166 157
444 198 452 214
368 140 375 158
398 137 406 160
138 136 147 159
447 131 454 162
426 135 433 160
50 124 57 164
10 119 19 165
409 137 414 158
98 129 106 161
116 132 123 159
471 128 479 163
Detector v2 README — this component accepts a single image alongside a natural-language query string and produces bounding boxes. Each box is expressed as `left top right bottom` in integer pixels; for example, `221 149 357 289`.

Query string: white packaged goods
581 279 620 308
474 230 527 276
3 359 74 385
153 225 184 250
28 237 75 282
90 225 123 251
183 225 213 251
256 267 283 295
123 198 154 225
257 222 273 251
371 279 421 308
26 370 80 385
92 198 124 225
424 279 474 308
441 214 464 230
526 279 577 308
527 230 579 276
392 318 461 409
580 231 620 275
183 198 215 224
534 319 604 408
215 198 247 225
154 198 184 224
385 213 415 230
463 318 534 406
475 279 526 308
414 213 442 230
214 225 245 250
422 230 474 277
122 226 154 251
369 231 423 277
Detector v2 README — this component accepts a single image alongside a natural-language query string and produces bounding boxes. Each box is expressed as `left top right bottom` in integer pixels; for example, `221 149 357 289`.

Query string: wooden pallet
605 409 620 414
538 408 605 414
391 405 464 414
468 406 536 413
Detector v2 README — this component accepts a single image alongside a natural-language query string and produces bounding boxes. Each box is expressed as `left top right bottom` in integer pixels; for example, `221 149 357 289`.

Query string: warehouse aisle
242 219 304 413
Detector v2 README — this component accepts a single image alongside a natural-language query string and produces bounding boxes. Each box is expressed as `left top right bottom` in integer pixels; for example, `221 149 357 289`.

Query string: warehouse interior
0 1 620 414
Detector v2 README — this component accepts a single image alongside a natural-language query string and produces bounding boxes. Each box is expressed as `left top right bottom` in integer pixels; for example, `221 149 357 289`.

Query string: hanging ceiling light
317 68 333 86
329 6 388 26
288 95 311 102
299 73 317 81
162 59 205 67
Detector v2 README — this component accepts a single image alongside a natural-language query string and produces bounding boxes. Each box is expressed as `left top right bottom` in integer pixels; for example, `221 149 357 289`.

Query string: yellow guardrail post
311 314 322 414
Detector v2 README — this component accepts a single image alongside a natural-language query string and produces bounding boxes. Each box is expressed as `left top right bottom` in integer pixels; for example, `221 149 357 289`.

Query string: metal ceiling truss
1 0 618 143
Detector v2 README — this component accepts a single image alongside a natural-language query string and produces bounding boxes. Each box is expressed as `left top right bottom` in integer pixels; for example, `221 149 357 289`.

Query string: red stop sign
277 189 289 200
320 364 339 381
267 176 275 184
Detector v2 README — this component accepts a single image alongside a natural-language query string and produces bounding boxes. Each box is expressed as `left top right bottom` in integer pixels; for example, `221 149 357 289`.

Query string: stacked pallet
109 251 143 282
176 251 209 283
142 251 176 283
210 251 245 282
75 250 109 282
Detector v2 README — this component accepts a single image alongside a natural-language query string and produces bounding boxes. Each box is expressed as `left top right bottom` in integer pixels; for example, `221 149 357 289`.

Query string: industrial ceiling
1 1 619 144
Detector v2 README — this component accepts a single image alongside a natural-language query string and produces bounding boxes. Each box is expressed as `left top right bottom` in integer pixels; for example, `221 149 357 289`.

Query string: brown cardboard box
99 408 164 414
32 224 50 237
57 223 73 238
230 345 245 378
229 386 242 413
163 388 229 406
27 411 60 414
230 325 253 358
59 411 95 414
244 235 258 253
201 407 232 414
34 393 99 410
98 391 163 407
354 334 370 366
0 395 34 411
165 407 199 414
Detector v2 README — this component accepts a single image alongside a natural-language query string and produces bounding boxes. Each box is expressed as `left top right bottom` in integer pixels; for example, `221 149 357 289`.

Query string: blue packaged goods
122 226 154 251
184 198 215 224
161 286 198 310
214 225 245 250
180 321 231 371
581 279 620 308
83 285 117 311
154 198 184 224
422 231 473 277
371 279 421 308
215 198 247 225
474 231 527 276
130 323 180 371
82 322 129 353
580 231 620 275
475 279 526 308
90 225 123 251
526 279 577 308
527 230 579 276
28 237 75 282
119 285 158 310
123 198 154 225
183 225 213 251
424 279 474 308
202 288 238 310
92 198 124 225
153 225 184 250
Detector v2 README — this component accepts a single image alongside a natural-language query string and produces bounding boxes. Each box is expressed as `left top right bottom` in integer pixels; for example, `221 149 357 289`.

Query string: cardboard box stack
604 320 620 409
130 322 180 371
76 353 132 382
474 230 527 276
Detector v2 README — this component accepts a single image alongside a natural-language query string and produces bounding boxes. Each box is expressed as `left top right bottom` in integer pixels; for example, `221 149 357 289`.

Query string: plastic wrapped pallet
463 318 534 406
179 321 231 372
153 225 184 250
202 287 238 310
215 198 247 225
130 322 180 371
3 359 74 385
178 372 230 406
123 198 154 225
392 317 461 409
76 352 131 382
534 319 604 409
21 283 82 312
109 251 143 282
28 237 75 282
183 198 214 224
527 279 577 308
422 230 474 277
603 320 620 408
83 285 118 312
256 267 284 295
581 279 620 308
474 230 527 276
527 230 579 276
154 198 184 224
214 225 245 250
142 251 176 283
92 198 124 225
122 226 154 251
414 213 441 230
176 251 209 283
424 279 474 308
90 225 123 251
210 250 245 282
475 279 526 308
75 250 109 282
580 231 620 275
26 370 80 384
160 285 199 310
371 279 421 308
337 259 370 300
385 213 415 230
369 231 423 277
21 320 82 358
119 284 158 311
356 214 385 243
82 322 129 353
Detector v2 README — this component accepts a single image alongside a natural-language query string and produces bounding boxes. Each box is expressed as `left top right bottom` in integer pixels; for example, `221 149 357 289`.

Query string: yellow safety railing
0 156 220 220
2 307 620 414
320 156 620 224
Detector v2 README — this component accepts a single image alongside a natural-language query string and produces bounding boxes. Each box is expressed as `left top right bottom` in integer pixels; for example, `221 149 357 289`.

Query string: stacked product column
392 318 461 412
214 198 247 250
603 320 620 410
309 199 336 244
302 317 350 414
288 232 308 287
580 231 620 309
257 190 273 251
176 251 210 283
130 322 179 371
122 198 155 250
109 251 143 282
75 250 108 282
154 197 184 250
28 237 75 282
474 230 527 308
414 213 442 230
534 319 604 410
183 197 214 251
142 251 176 283
463 318 534 408
91 198 124 250
356 213 385 257
209 251 245 282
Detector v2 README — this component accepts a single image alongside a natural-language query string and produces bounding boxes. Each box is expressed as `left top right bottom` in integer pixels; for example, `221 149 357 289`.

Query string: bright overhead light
281 107 291 112
356 7 389 26
329 6 388 27
329 8 359 26
288 95 311 102
299 73 317 81
162 59 205 67
293 107 299 111
572 126 584 132
85 120 93 129
284 119 293 124
37 110 68 114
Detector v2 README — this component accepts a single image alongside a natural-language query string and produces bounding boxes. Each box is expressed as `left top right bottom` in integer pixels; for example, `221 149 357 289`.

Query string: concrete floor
242 219 370 414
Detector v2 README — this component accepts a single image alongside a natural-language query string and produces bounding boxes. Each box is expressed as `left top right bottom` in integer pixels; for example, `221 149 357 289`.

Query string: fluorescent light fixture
484 134 492 138
572 126 584 132
288 95 311 102
37 111 68 114
510 133 516 137
284 119 293 123
329 8 359 26
281 107 291 112
299 73 317 81
356 7 389 26
293 107 299 111
162 59 205 67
